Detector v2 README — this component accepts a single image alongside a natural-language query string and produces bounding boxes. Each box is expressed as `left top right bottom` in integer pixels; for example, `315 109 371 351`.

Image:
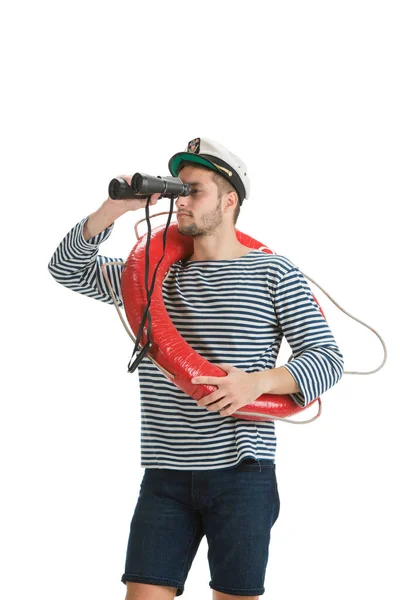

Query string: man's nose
175 196 189 210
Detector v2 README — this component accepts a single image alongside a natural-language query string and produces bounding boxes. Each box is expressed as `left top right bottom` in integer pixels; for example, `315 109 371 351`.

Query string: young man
48 137 344 600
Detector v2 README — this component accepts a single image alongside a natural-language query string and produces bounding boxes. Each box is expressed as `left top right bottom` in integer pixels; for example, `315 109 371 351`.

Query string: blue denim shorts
121 458 280 597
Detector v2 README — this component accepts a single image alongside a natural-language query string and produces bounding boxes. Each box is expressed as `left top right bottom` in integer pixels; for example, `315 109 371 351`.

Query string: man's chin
177 225 197 237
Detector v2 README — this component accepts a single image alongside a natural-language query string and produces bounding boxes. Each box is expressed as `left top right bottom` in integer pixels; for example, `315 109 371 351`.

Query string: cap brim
168 152 220 177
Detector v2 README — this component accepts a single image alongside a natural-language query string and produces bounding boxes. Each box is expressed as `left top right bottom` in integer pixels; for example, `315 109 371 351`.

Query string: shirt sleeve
272 265 345 407
48 215 125 307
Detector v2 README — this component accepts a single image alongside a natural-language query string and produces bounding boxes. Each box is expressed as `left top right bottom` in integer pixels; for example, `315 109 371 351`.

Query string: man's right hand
82 175 162 241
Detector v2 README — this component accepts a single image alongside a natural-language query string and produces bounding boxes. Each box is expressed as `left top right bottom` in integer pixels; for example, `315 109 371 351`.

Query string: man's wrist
253 366 301 396
252 370 272 397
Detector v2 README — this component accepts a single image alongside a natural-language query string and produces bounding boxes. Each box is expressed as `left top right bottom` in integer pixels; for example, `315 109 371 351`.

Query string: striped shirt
48 215 345 470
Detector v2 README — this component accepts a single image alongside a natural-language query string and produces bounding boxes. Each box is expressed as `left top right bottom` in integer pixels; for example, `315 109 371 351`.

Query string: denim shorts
121 458 280 597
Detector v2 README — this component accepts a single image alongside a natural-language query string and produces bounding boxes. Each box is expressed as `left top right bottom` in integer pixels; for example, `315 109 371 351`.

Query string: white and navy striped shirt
48 215 344 470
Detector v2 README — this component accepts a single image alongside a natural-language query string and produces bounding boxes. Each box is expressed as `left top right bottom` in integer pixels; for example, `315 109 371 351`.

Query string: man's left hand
191 363 263 417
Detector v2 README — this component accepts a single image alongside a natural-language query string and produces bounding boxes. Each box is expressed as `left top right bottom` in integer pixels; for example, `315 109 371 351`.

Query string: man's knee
125 581 178 599
213 591 259 600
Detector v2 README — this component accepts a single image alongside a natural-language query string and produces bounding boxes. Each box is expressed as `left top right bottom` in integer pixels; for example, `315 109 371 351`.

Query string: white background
2 1 399 598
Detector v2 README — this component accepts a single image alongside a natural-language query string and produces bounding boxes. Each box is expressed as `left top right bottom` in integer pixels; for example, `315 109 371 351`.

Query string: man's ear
224 190 237 211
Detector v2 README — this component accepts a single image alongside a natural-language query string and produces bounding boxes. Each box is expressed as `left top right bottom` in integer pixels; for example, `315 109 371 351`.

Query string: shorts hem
121 573 184 595
210 581 265 596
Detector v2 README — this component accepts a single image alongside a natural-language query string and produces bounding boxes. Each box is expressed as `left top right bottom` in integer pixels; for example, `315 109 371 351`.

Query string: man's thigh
121 469 204 596
202 461 280 597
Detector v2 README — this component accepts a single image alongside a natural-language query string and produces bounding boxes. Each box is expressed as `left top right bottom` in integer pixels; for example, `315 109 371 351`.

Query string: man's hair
177 160 241 225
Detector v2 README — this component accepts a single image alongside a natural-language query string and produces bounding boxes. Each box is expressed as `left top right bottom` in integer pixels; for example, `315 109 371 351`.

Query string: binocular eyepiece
108 173 191 200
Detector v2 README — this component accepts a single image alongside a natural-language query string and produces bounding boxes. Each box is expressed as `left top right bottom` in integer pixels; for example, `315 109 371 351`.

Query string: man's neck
186 245 253 262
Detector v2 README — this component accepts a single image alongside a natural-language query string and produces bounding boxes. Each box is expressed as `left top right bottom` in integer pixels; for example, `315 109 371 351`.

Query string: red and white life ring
120 214 325 422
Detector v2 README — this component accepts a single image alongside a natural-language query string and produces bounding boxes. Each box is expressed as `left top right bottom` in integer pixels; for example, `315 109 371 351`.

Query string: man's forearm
254 366 301 395
82 200 127 241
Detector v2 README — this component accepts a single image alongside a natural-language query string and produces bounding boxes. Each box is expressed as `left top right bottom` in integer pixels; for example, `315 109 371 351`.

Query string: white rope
301 270 387 374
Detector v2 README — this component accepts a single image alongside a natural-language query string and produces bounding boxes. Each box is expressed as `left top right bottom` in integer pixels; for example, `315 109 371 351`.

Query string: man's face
175 165 223 237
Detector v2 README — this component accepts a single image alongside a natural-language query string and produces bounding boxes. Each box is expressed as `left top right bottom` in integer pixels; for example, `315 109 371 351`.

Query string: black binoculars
108 172 191 200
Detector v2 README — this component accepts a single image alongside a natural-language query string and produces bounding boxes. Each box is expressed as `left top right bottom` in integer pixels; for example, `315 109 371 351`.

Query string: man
48 137 344 600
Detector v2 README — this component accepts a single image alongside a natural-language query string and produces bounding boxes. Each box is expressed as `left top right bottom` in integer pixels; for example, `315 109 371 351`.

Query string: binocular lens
131 173 144 193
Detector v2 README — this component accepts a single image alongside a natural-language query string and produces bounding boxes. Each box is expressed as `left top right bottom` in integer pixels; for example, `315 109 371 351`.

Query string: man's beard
177 197 223 238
